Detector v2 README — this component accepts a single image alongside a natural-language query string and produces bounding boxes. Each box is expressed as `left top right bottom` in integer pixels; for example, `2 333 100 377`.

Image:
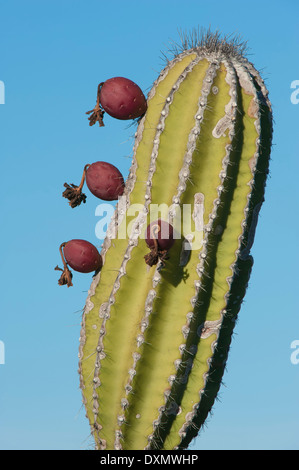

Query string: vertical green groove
79 32 273 450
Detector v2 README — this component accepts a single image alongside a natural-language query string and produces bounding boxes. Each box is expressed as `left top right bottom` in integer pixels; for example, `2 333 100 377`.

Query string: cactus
78 29 273 450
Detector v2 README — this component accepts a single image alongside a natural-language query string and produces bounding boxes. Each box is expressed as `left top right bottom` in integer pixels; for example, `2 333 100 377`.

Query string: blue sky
0 0 298 450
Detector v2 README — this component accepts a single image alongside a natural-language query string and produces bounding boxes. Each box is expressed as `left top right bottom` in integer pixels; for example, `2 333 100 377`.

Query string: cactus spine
78 31 273 450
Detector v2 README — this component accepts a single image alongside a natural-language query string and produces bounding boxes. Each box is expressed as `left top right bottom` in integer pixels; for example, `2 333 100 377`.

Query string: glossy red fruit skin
99 77 147 120
145 219 175 251
86 161 125 201
64 239 102 273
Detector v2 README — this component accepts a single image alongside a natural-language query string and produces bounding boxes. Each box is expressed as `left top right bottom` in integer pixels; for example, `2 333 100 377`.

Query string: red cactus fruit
86 161 125 201
63 161 125 207
55 240 102 287
64 239 102 273
144 219 175 267
100 77 147 120
86 77 147 127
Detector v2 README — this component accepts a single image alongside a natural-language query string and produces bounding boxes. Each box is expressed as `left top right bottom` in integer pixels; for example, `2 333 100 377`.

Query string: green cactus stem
78 29 273 450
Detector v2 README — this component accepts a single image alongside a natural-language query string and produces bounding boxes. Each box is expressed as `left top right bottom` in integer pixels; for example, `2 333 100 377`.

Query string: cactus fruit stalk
78 30 273 450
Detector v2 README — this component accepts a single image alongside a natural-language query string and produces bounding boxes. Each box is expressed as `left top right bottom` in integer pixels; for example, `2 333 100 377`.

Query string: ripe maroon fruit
64 239 102 273
144 219 175 267
100 77 147 120
86 77 147 127
55 239 102 287
85 161 125 201
63 161 125 207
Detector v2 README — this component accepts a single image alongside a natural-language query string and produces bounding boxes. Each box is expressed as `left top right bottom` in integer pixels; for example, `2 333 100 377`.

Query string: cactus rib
78 30 273 450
